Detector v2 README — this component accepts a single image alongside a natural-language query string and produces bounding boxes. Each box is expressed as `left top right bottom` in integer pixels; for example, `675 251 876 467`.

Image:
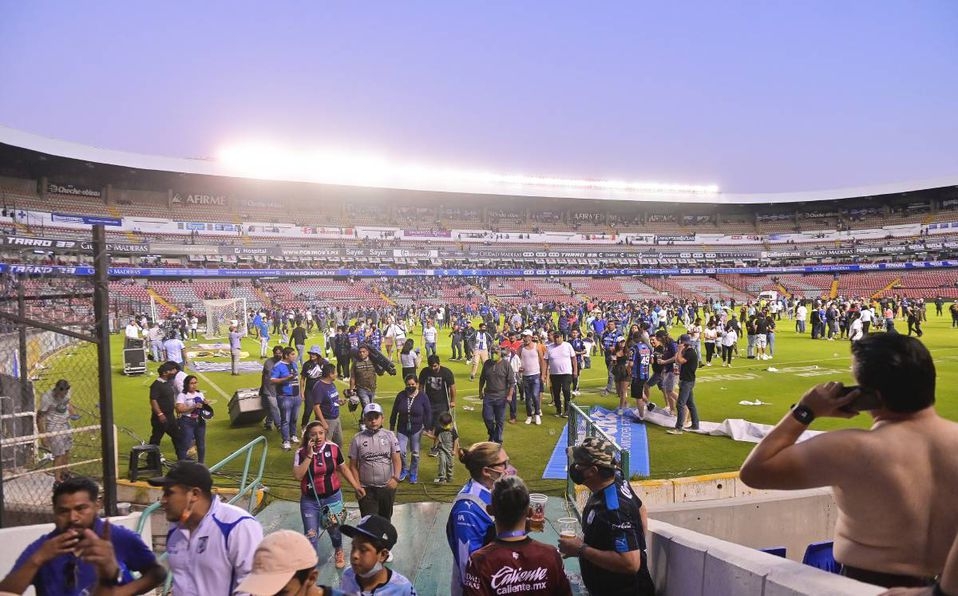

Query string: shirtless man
739 333 958 589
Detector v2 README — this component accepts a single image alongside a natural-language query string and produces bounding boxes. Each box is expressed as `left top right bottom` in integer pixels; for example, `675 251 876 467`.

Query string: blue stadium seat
802 540 842 574
760 546 787 558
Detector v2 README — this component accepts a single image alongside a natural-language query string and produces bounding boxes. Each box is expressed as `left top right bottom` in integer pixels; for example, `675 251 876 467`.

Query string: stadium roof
1 125 956 205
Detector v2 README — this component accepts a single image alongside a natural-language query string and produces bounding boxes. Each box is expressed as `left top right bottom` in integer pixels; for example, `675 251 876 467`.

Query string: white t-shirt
860 308 873 323
125 323 141 339
545 341 576 375
423 326 438 344
164 338 185 364
796 305 808 321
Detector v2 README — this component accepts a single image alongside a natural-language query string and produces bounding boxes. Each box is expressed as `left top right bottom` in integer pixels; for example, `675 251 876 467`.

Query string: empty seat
760 546 787 558
802 540 841 574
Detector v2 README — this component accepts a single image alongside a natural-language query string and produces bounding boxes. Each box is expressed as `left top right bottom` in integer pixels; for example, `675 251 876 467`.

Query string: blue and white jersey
166 497 264 596
341 567 418 595
446 479 494 596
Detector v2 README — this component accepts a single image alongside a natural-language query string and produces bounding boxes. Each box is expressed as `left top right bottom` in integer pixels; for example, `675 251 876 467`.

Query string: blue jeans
482 398 507 443
676 380 699 430
522 375 542 416
300 489 343 551
177 417 206 463
262 391 281 429
397 430 422 479
767 333 775 356
279 394 302 442
425 342 437 357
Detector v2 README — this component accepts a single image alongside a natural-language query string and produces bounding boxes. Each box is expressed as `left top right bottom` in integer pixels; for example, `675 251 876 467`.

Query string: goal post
203 298 247 339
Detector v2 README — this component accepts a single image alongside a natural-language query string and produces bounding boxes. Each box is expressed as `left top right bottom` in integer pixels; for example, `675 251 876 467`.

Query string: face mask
357 561 384 579
568 463 587 485
406 387 416 394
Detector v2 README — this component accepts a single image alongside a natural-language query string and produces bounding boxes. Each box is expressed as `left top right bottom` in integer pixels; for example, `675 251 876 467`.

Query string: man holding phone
740 334 958 589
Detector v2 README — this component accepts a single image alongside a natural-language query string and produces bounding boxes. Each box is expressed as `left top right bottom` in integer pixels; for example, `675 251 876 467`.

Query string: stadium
0 120 955 595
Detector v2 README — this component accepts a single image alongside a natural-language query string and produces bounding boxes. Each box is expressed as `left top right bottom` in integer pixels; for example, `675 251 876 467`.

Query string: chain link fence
0 254 104 526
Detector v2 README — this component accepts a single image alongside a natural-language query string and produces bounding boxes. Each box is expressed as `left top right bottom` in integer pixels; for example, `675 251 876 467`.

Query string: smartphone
839 385 882 412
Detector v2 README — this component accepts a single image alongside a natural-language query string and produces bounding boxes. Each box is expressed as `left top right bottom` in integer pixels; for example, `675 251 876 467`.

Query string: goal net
204 298 247 339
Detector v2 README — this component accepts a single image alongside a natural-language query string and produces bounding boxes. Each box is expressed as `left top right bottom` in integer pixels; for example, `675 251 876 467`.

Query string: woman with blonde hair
445 441 516 596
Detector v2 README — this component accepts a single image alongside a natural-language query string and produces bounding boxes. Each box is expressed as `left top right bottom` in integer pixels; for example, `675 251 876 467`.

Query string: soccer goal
204 298 247 339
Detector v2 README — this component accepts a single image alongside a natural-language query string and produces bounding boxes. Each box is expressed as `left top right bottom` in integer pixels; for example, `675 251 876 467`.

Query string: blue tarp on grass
542 406 651 479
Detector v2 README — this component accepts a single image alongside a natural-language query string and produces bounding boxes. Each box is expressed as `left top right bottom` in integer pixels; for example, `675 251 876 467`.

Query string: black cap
147 461 213 493
341 514 398 550
198 404 214 420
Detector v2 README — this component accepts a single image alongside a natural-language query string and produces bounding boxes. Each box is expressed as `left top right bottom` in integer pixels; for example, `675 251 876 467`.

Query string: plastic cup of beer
557 517 578 539
528 493 548 532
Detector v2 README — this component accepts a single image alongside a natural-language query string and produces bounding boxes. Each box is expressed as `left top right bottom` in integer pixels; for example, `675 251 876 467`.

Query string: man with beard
0 477 166 595
148 462 263 595
558 438 655 596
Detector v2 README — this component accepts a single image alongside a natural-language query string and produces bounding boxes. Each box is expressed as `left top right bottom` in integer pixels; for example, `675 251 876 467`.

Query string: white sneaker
291 436 299 443
572 390 580 396
525 417 533 425
616 408 623 416
282 441 291 451
534 415 541 425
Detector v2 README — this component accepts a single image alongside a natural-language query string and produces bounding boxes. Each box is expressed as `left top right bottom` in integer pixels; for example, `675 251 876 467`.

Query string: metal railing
135 435 269 594
565 403 630 516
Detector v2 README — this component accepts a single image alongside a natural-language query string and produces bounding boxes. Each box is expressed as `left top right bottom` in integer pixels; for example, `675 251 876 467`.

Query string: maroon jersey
463 538 572 596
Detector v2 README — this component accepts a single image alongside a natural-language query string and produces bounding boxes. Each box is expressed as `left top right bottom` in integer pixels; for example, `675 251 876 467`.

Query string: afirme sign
172 192 229 206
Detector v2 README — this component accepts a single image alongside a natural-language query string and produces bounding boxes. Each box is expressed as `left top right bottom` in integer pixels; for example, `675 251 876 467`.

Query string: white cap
363 402 383 416
521 329 534 336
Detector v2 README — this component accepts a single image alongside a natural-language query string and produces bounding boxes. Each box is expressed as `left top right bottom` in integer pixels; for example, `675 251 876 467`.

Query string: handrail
134 436 269 594
565 403 631 517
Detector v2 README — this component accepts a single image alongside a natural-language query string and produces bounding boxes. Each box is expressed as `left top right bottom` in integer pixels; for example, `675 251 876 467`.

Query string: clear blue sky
1 1 956 193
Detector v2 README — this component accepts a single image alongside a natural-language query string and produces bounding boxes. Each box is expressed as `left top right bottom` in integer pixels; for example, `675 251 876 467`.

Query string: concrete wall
649 487 838 562
0 512 151 596
649 519 884 596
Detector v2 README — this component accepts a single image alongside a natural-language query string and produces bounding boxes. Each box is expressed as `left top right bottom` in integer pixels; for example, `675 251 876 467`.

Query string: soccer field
77 310 958 504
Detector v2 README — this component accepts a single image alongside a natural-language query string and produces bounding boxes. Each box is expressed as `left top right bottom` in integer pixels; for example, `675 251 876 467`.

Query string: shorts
661 372 677 393
645 371 663 391
630 379 647 399
754 335 767 348
613 364 630 383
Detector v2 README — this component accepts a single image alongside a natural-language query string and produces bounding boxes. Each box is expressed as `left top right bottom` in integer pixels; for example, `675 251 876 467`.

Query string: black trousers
149 415 185 460
358 485 396 520
550 374 573 414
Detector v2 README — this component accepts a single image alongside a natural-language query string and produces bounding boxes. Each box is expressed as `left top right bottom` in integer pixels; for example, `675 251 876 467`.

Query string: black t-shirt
755 317 769 334
301 359 324 395
679 346 698 382
418 366 456 409
149 379 176 417
581 481 654 596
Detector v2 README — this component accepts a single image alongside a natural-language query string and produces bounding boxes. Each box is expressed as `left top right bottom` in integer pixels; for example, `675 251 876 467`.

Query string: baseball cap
521 329 534 337
363 402 383 417
198 403 215 420
235 530 318 595
341 514 398 550
678 334 692 344
147 461 213 493
308 345 323 356
567 437 618 470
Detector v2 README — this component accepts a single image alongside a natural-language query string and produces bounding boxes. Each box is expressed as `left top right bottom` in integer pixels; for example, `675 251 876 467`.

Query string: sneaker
282 441 291 450
398 470 408 482
572 390 580 396
434 477 443 484
616 408 624 416
666 429 684 435
534 415 541 425
525 416 533 425
469 374 475 382
263 421 273 431
335 549 346 569
508 418 517 424
428 446 439 457
409 473 418 484
291 436 299 443
560 413 568 418
647 402 655 412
